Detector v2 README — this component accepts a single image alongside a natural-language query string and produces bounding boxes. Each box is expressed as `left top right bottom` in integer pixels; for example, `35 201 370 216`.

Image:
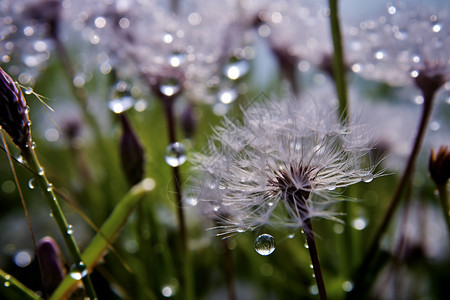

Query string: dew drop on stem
165 142 187 167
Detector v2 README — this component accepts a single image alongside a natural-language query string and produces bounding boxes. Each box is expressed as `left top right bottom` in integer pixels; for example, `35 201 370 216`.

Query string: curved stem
348 90 435 299
22 146 97 299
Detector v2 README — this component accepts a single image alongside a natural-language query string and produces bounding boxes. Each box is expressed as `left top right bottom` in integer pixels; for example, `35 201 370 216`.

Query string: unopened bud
119 113 145 186
429 146 450 186
37 236 65 295
0 67 32 152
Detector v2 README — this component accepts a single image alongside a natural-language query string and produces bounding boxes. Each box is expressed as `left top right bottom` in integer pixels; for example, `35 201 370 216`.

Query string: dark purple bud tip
429 146 450 186
0 67 32 152
119 113 145 186
37 236 65 295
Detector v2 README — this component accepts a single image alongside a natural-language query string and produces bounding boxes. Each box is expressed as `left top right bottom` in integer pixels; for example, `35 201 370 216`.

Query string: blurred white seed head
192 95 382 237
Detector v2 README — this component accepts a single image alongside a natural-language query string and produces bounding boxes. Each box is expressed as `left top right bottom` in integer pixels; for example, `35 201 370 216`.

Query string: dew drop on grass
342 280 354 292
28 178 35 189
254 234 276 256
165 142 187 167
288 232 295 239
69 261 88 280
67 224 73 235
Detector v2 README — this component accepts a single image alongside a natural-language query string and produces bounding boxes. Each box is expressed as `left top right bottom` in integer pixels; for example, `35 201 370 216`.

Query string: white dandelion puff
192 96 382 237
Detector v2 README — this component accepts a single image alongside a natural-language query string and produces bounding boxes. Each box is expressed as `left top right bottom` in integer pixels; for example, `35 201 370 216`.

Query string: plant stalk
328 0 349 122
22 145 97 299
303 219 327 300
162 99 193 300
348 88 436 299
50 178 154 299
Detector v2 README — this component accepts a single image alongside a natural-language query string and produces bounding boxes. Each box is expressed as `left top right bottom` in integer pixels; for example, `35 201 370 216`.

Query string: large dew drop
159 78 181 97
165 142 187 167
108 81 135 114
69 261 88 280
254 234 276 256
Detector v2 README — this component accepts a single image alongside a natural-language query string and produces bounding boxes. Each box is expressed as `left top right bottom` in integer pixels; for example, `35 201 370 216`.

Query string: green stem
328 0 349 122
437 184 450 238
22 146 97 300
0 269 40 300
50 178 155 300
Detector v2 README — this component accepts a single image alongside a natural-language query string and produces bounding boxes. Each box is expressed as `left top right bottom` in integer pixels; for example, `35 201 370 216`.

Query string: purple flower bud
119 113 145 186
37 236 65 295
0 67 32 152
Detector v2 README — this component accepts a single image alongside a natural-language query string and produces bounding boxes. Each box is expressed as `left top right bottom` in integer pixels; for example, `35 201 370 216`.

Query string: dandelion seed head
192 96 379 237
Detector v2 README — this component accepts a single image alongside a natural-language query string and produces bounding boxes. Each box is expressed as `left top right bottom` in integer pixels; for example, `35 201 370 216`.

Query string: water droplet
374 50 385 60
49 211 53 218
184 196 198 206
288 233 295 239
108 81 135 114
4 281 10 287
362 173 374 183
213 204 220 212
352 217 367 230
410 70 419 78
309 285 318 295
218 88 238 104
327 184 336 191
254 234 276 256
165 142 187 167
24 87 33 95
387 6 396 15
69 261 88 280
168 52 186 68
309 264 314 269
304 242 309 249
67 224 74 235
31 142 36 149
17 155 24 163
46 183 53 192
224 60 250 80
342 280 354 292
161 285 176 297
268 201 274 207
163 33 173 44
432 24 442 33
28 178 35 189
159 78 181 97
14 250 32 267
218 179 228 190
333 224 344 234
38 168 45 176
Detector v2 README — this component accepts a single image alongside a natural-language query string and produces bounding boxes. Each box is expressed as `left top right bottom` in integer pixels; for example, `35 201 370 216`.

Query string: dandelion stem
303 219 328 300
223 239 237 300
162 99 193 300
328 0 349 121
21 145 97 300
348 86 436 299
